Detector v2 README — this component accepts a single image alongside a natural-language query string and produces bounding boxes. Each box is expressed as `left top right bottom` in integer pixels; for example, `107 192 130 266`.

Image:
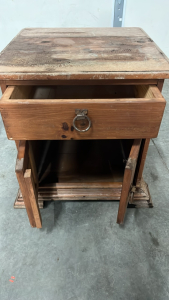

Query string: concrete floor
0 81 169 300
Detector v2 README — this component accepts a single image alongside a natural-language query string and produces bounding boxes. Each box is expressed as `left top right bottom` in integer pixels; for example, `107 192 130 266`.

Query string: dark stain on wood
71 126 74 132
62 135 67 138
62 122 69 131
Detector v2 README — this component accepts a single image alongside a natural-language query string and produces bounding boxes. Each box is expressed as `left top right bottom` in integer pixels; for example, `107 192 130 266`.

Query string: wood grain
24 169 42 228
157 79 164 92
14 179 151 208
15 141 36 227
134 139 150 186
39 182 123 189
28 141 39 187
0 28 169 80
15 141 20 150
0 85 166 140
0 79 159 86
0 83 6 93
117 139 142 224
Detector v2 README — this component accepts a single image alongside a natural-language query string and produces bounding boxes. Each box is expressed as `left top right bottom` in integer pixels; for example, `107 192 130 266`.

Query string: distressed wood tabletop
0 27 169 80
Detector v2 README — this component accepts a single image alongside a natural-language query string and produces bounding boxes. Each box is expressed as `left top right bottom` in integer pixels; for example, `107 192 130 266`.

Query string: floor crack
152 139 169 172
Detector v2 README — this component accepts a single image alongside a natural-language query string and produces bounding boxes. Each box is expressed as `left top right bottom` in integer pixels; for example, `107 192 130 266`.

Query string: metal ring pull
73 109 91 132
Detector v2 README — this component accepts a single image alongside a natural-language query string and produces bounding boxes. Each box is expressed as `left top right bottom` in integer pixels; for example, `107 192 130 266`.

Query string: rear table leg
0 83 7 94
134 138 150 187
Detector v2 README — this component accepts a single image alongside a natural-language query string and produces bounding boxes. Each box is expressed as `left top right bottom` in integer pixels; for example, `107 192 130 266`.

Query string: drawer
0 84 166 140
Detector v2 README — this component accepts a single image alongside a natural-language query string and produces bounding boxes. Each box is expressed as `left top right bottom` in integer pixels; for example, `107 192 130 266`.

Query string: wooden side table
0 28 168 228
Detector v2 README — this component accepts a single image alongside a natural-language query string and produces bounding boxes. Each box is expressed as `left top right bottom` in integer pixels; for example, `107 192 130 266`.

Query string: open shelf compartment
14 139 152 210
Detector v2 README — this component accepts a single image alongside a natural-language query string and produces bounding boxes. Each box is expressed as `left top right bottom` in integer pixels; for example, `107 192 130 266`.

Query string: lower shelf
14 179 153 209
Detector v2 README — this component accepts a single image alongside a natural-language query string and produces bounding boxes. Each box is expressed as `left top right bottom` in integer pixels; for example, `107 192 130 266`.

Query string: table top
0 27 169 81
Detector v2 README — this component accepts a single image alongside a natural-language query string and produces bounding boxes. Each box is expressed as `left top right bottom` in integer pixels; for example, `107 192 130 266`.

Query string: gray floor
0 82 169 300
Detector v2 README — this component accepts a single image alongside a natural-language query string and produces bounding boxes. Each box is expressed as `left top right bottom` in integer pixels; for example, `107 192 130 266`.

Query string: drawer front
0 85 166 140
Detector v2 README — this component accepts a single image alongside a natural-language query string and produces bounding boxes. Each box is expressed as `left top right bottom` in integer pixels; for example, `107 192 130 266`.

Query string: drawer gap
8 85 160 100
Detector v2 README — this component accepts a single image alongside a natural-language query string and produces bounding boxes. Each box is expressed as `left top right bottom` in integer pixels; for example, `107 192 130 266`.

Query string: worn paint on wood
0 28 169 80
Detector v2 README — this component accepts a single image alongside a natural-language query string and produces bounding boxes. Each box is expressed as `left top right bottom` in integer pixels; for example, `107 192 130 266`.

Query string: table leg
157 79 164 92
15 141 20 150
0 83 7 94
134 139 150 186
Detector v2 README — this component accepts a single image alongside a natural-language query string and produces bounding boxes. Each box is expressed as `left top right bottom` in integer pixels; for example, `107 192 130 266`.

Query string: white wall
0 0 113 52
123 0 169 57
